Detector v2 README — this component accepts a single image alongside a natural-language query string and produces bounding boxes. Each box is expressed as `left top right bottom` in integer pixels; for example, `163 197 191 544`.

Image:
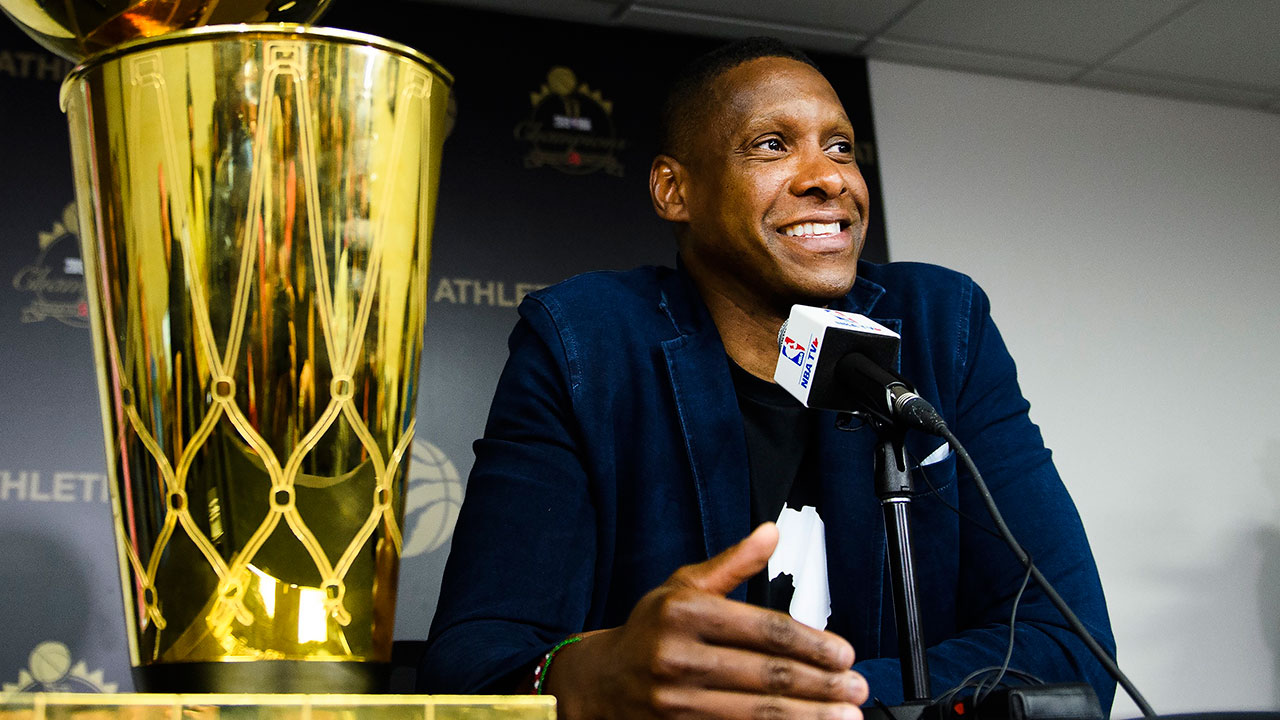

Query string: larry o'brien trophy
1 0 452 694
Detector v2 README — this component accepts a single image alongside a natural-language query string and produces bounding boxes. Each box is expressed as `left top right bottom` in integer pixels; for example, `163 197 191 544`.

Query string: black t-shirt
730 361 828 624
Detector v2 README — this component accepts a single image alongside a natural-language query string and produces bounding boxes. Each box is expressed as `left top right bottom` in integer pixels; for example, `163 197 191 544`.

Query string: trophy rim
63 23 454 87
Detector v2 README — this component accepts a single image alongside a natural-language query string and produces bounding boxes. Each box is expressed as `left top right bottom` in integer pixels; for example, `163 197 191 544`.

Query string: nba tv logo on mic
774 306 899 407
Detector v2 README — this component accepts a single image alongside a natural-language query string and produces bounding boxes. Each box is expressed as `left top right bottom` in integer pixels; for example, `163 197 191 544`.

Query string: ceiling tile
418 0 1280 115
881 0 1193 64
1105 0 1280 92
629 0 918 35
861 37 1083 82
1079 67 1278 110
621 5 866 56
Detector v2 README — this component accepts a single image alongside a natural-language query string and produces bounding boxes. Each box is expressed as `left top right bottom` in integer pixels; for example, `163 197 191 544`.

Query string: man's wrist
532 636 584 695
540 629 613 720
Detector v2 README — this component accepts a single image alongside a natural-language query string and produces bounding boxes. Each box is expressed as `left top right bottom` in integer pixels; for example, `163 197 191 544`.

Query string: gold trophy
1 1 452 693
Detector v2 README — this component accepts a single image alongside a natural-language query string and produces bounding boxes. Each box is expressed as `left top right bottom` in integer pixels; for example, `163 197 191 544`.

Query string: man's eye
829 141 853 155
757 138 784 151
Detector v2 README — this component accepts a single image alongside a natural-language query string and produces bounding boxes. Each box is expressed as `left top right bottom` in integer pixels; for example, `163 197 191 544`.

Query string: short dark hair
658 37 820 159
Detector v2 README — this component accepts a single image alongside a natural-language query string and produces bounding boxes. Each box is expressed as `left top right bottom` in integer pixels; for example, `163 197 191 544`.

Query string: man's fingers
644 686 862 720
647 588 855 671
658 524 855 671
709 648 867 704
696 595 855 670
669 523 779 597
652 641 867 703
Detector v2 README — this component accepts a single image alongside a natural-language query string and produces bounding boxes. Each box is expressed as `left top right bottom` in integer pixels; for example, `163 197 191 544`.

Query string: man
420 38 1115 719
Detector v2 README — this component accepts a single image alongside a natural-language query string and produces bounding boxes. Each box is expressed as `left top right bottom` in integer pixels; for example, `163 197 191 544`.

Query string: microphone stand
854 414 1107 720
875 421 932 704
851 412 932 720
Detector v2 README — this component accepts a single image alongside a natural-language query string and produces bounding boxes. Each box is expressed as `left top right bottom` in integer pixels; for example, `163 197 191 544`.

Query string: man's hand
545 523 868 720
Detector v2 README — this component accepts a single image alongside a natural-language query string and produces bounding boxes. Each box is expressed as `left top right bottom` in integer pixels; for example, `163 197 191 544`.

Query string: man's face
674 56 870 315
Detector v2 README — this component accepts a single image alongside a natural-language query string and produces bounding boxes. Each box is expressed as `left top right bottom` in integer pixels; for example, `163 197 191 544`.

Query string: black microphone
773 305 947 436
776 306 1157 717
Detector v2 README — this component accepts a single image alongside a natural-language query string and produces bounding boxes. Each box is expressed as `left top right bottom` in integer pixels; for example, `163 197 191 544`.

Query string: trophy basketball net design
1 0 452 693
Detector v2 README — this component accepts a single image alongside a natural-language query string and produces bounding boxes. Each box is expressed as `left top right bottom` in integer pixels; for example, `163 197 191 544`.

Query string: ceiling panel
626 0 918 35
406 0 1280 115
880 0 1195 64
622 5 867 56
1103 0 1280 92
861 37 1083 82
1079 67 1278 110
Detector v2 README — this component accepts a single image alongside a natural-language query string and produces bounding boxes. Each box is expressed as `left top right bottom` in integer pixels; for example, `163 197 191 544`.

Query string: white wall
867 60 1280 717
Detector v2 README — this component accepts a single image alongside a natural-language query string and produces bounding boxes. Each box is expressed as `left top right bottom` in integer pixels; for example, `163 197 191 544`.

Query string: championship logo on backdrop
515 66 625 176
11 202 87 328
401 440 463 557
2 641 116 693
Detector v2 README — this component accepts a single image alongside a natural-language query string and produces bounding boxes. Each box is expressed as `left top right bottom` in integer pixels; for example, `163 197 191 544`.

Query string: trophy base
132 661 391 693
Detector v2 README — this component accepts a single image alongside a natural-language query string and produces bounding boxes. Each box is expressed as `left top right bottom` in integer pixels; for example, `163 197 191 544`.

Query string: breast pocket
909 438 956 497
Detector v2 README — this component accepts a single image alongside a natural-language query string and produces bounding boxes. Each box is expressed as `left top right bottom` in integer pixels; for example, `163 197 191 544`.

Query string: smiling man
421 39 1115 720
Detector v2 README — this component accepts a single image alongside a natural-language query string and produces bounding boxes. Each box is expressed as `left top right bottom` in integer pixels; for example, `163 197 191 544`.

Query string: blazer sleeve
853 280 1118 711
418 296 595 693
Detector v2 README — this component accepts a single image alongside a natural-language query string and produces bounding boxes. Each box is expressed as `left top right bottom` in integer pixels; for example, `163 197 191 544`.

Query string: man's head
658 38 820 161
651 38 870 319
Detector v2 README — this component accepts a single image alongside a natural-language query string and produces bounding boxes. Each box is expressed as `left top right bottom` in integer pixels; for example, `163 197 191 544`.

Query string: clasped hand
545 523 869 720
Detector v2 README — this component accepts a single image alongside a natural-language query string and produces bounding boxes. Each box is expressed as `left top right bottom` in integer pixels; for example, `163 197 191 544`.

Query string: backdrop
0 2 885 692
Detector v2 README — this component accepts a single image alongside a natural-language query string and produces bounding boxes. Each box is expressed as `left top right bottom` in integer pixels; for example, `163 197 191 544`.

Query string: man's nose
790 147 847 199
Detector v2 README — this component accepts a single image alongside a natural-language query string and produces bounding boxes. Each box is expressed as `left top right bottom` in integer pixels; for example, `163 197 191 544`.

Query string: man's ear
650 154 691 223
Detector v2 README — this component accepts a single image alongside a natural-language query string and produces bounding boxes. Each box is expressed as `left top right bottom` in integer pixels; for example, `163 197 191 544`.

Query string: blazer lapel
821 272 902 653
658 272 752 600
816 412 886 654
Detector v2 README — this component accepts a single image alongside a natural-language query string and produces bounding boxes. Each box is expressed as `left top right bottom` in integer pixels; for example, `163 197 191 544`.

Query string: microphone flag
774 306 899 409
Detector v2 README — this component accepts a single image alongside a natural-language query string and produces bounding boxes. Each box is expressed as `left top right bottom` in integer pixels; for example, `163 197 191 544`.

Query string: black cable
938 425 1157 718
976 560 1034 704
934 665 1041 716
911 448 1062 712
915 452 1041 711
934 667 998 714
914 454 1003 542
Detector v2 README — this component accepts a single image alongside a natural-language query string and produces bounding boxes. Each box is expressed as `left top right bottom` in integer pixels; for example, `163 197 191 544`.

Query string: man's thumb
670 522 779 597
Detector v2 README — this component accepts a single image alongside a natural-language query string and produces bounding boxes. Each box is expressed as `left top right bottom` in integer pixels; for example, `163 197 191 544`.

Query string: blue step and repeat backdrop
0 1 885 692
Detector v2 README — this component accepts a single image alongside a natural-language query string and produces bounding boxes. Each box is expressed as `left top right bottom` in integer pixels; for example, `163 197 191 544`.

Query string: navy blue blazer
421 261 1116 709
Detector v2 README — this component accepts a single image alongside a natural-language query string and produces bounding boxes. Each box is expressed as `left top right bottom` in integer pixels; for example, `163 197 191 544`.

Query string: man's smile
779 221 842 237
776 218 856 253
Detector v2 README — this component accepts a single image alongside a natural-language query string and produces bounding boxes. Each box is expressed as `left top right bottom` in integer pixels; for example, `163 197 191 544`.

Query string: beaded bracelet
532 635 583 695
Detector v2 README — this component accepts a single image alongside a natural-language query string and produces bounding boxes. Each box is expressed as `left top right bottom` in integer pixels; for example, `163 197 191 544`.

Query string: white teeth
782 222 840 237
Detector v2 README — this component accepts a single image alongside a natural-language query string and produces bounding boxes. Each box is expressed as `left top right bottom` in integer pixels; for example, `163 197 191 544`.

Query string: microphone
775 306 1158 717
773 305 947 436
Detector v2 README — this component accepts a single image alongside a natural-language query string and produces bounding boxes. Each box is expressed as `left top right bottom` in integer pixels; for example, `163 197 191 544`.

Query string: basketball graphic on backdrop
402 441 463 557
3 641 117 692
28 641 70 684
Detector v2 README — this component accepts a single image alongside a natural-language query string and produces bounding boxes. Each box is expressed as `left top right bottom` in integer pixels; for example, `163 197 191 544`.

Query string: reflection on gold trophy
2 0 451 693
